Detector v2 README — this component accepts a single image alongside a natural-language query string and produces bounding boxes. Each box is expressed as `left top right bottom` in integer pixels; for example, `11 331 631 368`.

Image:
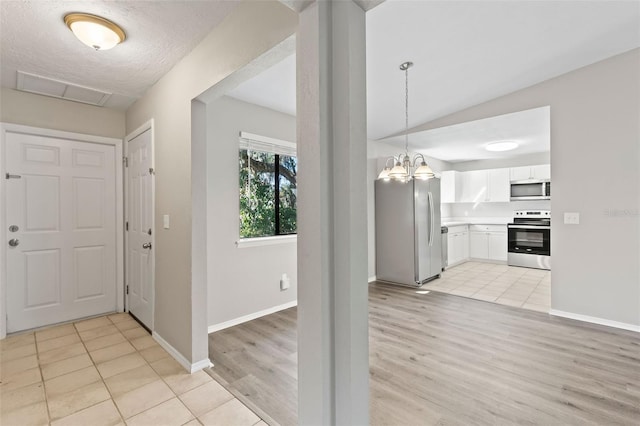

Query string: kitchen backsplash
444 200 551 219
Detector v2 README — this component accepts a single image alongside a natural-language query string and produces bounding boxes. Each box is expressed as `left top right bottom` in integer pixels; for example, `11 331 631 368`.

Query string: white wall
1 88 125 139
125 1 297 363
206 96 297 326
448 201 551 219
404 48 640 327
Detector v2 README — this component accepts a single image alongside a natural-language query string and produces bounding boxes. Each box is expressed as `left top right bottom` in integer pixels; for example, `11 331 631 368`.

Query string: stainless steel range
507 210 551 270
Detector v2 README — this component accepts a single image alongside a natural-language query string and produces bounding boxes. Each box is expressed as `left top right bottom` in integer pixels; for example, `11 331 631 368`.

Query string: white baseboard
368 275 377 283
549 309 640 333
208 300 297 334
152 332 213 373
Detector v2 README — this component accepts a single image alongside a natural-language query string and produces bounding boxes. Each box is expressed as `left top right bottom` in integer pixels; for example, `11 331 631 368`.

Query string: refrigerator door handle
428 191 434 247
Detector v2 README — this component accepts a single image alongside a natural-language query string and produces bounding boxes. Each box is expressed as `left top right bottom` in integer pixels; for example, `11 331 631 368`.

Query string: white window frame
237 132 297 247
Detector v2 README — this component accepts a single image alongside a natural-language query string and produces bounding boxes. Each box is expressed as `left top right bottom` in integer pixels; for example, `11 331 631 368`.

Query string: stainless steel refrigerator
375 178 442 287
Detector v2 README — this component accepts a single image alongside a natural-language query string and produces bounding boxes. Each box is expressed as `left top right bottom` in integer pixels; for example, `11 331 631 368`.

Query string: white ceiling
227 0 640 144
385 106 551 163
227 54 297 117
0 1 238 109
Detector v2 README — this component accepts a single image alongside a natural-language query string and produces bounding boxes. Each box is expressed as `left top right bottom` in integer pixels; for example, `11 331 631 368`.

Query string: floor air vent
16 71 112 107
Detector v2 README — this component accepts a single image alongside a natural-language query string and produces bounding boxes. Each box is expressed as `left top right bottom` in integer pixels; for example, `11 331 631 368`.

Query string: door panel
5 133 117 332
126 128 154 329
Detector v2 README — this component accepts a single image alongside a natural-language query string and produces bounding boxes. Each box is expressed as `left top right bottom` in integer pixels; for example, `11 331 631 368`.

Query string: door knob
142 242 152 249
8 239 19 247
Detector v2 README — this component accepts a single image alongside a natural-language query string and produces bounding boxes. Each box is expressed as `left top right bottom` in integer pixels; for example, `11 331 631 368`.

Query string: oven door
508 224 550 256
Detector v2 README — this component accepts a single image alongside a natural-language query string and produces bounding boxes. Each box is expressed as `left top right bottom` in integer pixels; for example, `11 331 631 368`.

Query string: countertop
442 217 511 227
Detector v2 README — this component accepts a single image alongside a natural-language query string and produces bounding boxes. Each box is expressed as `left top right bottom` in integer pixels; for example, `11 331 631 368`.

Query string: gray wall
406 48 640 327
1 88 125 138
125 1 297 362
206 96 297 326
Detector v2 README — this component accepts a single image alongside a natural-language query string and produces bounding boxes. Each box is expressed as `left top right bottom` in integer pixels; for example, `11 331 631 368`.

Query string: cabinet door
487 168 510 202
461 231 469 260
510 166 531 181
461 170 488 202
488 232 508 261
531 164 551 180
441 170 457 203
469 232 489 259
447 232 457 265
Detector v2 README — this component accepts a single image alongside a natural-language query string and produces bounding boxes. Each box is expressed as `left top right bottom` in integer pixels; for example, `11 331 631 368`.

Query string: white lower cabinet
447 225 469 266
488 232 508 261
469 231 489 259
468 225 507 261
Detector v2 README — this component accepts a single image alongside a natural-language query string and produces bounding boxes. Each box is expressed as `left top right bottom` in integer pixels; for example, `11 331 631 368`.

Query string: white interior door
126 128 154 329
5 133 117 332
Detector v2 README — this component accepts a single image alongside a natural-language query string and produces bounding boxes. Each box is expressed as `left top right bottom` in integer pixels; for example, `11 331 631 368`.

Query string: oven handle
508 224 551 230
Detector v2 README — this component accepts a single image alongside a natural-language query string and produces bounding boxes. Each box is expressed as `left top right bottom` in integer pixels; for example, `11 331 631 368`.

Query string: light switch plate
564 212 580 225
163 214 170 229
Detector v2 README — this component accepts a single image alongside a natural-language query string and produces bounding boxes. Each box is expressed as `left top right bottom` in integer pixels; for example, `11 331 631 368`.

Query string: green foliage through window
239 149 297 238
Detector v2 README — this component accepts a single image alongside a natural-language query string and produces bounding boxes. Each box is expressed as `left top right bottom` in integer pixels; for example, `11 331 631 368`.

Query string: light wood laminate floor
209 283 640 426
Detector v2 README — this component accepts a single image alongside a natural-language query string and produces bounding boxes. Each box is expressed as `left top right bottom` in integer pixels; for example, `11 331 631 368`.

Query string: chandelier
377 61 435 182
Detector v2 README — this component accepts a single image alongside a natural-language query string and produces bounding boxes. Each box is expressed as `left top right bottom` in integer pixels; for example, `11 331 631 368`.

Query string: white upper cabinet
440 164 549 203
531 164 551 180
486 168 510 202
458 168 509 203
510 164 550 181
441 170 459 203
460 170 487 203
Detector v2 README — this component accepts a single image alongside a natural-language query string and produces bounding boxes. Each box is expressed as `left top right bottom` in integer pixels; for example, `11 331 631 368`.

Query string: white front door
5 133 117 332
126 128 154 329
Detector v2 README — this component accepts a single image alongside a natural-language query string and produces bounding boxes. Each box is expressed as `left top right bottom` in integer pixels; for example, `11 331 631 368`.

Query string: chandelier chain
405 64 409 155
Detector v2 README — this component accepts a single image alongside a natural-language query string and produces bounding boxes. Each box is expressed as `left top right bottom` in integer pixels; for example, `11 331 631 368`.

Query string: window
239 132 297 239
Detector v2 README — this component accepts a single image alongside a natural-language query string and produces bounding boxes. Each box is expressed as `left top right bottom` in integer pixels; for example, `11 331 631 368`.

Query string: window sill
236 234 297 248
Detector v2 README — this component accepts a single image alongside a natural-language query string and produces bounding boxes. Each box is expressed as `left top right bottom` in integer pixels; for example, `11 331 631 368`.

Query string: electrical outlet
564 212 580 225
280 273 290 291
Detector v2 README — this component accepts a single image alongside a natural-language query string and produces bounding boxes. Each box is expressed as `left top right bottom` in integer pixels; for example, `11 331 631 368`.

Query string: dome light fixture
64 13 126 51
486 141 519 152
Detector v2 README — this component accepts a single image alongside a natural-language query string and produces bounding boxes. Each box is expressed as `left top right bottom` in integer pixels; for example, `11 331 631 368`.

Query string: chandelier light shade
64 13 126 51
413 156 435 180
377 61 437 181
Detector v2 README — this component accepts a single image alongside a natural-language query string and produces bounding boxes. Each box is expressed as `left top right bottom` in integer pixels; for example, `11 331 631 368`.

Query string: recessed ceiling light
64 13 126 51
486 141 519 152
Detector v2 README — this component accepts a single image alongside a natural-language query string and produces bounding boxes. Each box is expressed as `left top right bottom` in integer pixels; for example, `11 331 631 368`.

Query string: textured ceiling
0 0 238 109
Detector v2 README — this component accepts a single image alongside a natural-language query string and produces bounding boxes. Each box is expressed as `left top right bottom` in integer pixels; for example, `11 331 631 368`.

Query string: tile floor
426 261 551 312
1 313 266 426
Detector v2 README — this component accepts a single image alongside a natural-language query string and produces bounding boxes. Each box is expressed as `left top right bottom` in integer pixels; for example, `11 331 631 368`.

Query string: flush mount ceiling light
485 141 519 152
64 13 126 51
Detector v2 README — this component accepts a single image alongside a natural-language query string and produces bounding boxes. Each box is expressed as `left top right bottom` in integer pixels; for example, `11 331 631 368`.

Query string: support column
297 1 369 424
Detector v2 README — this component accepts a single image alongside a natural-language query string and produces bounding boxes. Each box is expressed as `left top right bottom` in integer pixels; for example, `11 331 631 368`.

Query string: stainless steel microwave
510 180 551 201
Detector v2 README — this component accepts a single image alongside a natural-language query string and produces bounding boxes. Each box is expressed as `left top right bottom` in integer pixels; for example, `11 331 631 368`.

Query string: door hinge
149 167 155 175
123 157 128 167
126 285 129 295
126 221 129 231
